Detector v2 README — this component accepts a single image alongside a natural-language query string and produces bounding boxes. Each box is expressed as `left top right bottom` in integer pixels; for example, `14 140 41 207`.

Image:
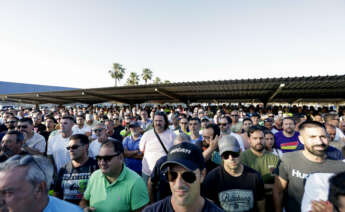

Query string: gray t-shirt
276 150 345 212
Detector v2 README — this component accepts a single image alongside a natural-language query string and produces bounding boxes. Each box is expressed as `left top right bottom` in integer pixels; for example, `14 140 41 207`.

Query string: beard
253 144 265 152
305 144 327 157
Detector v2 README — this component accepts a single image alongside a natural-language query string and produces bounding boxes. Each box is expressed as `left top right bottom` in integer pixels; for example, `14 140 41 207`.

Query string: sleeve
301 174 316 212
53 168 65 197
139 133 147 152
35 136 46 153
130 177 150 210
122 137 129 149
46 136 54 155
83 172 94 201
276 157 289 181
236 135 245 152
201 171 219 203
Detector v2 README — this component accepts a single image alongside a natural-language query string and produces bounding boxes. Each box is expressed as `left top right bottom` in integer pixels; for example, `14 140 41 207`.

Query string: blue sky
1 0 344 88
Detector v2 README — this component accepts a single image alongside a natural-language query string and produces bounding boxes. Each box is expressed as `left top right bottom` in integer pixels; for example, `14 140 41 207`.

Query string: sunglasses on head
96 152 121 162
222 151 240 159
164 169 197 184
66 145 83 151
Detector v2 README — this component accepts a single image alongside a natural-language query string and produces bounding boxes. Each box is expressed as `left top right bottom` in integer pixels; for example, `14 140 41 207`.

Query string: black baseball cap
160 142 205 171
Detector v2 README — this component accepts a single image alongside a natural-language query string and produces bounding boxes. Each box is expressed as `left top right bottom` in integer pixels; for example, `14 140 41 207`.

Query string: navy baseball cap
160 142 205 171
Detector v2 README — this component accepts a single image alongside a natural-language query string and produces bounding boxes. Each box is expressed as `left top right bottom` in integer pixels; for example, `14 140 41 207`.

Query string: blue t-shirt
123 135 142 174
44 196 83 212
143 196 224 212
274 131 302 153
190 135 203 147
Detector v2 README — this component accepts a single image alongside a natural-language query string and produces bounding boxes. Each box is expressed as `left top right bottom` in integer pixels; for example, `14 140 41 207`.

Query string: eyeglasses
164 170 197 184
231 115 239 117
180 122 188 125
218 123 227 126
8 155 46 179
222 151 240 159
93 128 104 133
17 125 28 129
6 121 16 124
66 145 83 151
96 152 121 162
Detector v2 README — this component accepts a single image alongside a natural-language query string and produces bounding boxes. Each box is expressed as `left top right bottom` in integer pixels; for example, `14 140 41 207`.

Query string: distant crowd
0 104 345 212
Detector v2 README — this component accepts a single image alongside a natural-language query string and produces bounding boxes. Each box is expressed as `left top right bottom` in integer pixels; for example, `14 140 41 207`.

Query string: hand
309 200 333 212
83 207 95 212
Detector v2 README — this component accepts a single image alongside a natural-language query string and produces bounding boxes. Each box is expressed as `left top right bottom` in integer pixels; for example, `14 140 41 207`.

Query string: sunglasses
17 125 28 129
164 170 197 184
66 145 83 151
222 151 240 159
96 152 121 162
218 123 227 126
93 128 104 133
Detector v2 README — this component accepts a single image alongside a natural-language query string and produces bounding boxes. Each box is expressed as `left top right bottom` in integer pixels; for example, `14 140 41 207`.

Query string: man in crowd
54 134 98 204
143 142 223 211
17 117 46 154
218 116 245 151
230 110 242 133
201 123 221 173
112 114 125 141
104 119 120 142
0 116 18 141
32 111 46 134
175 116 189 134
203 135 266 212
139 109 152 132
274 117 302 153
72 114 92 136
0 130 26 162
273 121 345 212
189 117 203 148
241 117 253 149
326 123 345 150
241 126 279 211
123 121 143 175
140 111 176 185
89 123 108 159
47 115 75 173
325 113 345 142
80 139 149 211
0 155 82 211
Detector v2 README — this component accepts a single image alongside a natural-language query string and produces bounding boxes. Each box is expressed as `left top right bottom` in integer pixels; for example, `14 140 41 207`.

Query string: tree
153 77 161 84
108 63 126 86
163 80 171 84
126 72 140 85
141 68 153 84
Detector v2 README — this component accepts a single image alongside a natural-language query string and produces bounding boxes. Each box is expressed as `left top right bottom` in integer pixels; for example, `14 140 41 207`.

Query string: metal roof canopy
1 75 345 105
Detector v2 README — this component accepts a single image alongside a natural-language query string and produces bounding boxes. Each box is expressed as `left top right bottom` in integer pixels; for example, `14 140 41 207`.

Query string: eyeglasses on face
93 128 104 133
17 125 28 129
96 152 121 162
222 151 240 159
66 145 83 151
164 169 197 184
218 123 228 126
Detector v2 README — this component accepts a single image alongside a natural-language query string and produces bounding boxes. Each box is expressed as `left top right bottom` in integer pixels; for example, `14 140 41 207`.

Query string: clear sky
1 0 345 89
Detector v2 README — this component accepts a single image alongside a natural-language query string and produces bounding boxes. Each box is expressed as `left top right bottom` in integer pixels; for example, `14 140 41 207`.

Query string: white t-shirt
335 127 345 141
47 131 72 172
25 132 46 153
301 173 334 212
72 124 91 135
140 129 176 176
88 139 102 159
230 132 246 152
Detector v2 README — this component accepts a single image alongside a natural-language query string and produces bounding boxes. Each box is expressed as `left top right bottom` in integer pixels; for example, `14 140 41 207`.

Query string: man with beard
274 117 302 153
241 126 279 212
218 116 245 151
0 116 18 141
17 118 46 155
273 121 345 212
0 131 26 162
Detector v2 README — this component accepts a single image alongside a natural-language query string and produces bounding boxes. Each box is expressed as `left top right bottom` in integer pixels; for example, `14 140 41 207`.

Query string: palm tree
163 80 171 84
141 68 153 84
126 72 140 85
108 63 126 86
153 77 161 84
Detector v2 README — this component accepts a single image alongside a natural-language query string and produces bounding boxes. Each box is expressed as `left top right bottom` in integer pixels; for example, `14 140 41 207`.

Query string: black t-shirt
143 196 224 212
0 124 7 134
150 155 171 202
202 165 265 212
113 125 124 141
54 157 99 205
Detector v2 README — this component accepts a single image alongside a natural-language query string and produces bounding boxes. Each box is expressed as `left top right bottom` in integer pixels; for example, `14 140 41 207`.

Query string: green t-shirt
240 149 279 184
83 166 149 212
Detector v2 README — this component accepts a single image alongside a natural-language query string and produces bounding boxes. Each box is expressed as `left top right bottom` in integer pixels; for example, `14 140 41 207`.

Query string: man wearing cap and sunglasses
80 139 149 212
203 135 265 212
143 142 223 212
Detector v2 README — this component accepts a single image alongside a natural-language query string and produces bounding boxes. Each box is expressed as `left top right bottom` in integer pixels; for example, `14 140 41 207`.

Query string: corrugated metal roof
1 75 344 105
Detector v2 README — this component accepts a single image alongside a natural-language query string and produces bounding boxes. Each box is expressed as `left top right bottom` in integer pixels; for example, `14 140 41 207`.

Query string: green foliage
108 63 126 86
126 72 140 85
142 68 153 84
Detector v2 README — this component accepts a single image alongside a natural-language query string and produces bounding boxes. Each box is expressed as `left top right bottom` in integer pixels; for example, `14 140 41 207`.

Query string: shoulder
45 196 83 211
143 197 171 212
205 166 222 180
203 198 224 212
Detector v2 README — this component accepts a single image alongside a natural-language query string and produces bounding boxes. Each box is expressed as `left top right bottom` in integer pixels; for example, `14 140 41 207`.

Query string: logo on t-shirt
280 141 299 150
218 189 254 212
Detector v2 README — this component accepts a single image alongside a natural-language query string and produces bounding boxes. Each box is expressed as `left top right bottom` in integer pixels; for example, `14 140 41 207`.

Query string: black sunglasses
93 128 104 133
164 170 197 184
17 125 28 129
218 123 227 126
222 151 240 159
66 145 83 151
96 152 121 162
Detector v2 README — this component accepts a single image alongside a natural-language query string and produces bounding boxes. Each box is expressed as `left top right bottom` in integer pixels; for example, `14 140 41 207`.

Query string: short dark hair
19 117 33 125
189 117 201 124
61 115 75 122
45 115 57 123
242 117 253 123
5 130 25 143
220 116 232 124
283 117 296 124
101 138 124 154
264 130 274 137
153 111 169 130
247 125 264 137
328 172 345 211
70 134 89 145
205 123 220 139
298 120 326 132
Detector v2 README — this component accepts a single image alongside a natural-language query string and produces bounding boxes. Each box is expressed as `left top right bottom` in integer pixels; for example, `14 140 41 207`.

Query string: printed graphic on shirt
61 173 91 200
218 189 254 212
280 141 299 150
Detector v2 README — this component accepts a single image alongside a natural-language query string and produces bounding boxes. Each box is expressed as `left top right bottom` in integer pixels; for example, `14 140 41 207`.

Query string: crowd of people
0 104 345 212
